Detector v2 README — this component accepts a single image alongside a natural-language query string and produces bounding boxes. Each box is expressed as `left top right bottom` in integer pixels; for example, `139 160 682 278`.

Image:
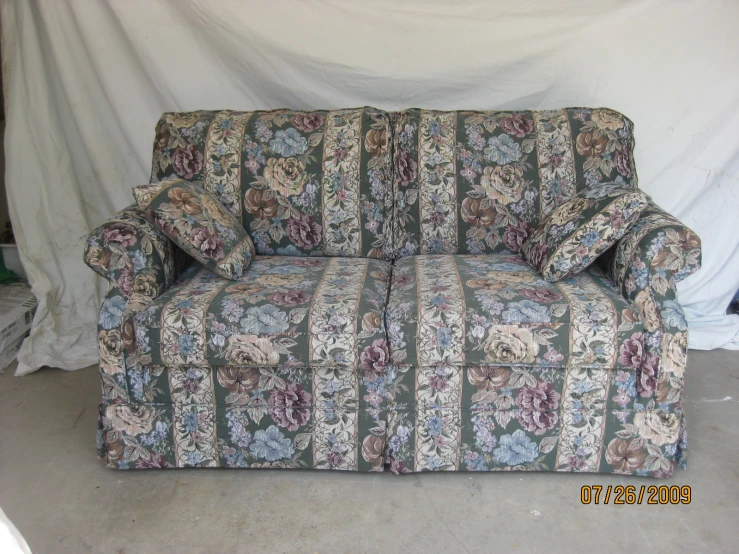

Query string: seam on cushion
387 405 682 415
390 320 573 329
132 362 370 371
391 362 637 370
147 331 366 340
101 401 379 411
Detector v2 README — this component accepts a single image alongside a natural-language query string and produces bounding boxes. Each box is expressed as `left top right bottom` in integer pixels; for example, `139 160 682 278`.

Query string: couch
84 107 701 475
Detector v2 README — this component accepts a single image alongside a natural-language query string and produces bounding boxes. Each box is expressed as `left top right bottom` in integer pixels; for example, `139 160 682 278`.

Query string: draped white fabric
4 0 739 375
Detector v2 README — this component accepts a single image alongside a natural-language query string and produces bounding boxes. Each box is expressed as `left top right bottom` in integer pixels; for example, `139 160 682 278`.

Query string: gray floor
1 350 738 554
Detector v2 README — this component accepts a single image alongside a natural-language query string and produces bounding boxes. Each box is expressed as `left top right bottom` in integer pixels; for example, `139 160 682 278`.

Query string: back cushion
151 108 393 259
391 107 637 257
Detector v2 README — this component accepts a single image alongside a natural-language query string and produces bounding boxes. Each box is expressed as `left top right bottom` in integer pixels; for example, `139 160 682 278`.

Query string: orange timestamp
581 485 691 505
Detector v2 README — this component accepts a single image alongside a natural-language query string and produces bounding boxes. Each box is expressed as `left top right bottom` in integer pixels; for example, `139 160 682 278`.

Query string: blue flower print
472 413 497 452
222 446 249 468
395 425 410 442
554 257 572 273
425 456 443 470
548 178 563 198
581 229 600 247
490 262 528 271
226 409 252 449
428 238 443 253
187 451 204 465
661 300 688 331
240 305 289 334
484 134 523 165
249 425 294 462
480 296 505 315
255 121 273 143
276 245 303 256
465 453 488 471
633 265 649 289
178 334 195 357
388 424 411 454
583 182 625 199
130 249 147 272
184 409 199 432
502 300 551 324
494 429 539 466
426 416 443 437
220 299 244 323
430 294 447 307
99 295 126 329
269 128 308 157
324 379 342 395
437 327 453 349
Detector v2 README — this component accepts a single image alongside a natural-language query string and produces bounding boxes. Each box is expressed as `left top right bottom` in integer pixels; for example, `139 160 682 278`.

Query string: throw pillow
133 178 255 280
521 183 648 281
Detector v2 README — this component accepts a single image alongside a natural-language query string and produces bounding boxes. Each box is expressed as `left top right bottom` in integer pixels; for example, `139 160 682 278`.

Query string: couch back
151 108 394 259
150 107 636 261
391 107 637 257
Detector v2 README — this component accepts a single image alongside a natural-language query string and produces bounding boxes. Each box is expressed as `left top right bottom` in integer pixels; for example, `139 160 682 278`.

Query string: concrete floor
1 350 738 554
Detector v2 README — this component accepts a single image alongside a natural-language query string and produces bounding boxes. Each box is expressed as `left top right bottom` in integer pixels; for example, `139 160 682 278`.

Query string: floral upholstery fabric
84 205 180 310
601 200 701 424
133 257 391 369
385 362 686 475
134 179 255 279
387 254 646 371
100 362 387 470
85 105 702 476
151 108 393 259
391 108 637 257
84 206 185 415
385 254 687 475
97 257 391 470
521 183 648 281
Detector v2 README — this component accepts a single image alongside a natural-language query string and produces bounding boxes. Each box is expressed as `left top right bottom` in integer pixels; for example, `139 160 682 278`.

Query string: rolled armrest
85 205 186 410
84 205 180 311
601 200 701 408
606 200 701 299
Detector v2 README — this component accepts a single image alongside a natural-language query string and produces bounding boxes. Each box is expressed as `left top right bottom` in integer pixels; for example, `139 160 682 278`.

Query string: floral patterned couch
84 107 701 476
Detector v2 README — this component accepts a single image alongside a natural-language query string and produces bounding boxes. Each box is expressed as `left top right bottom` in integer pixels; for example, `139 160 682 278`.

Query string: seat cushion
386 254 647 371
134 256 391 368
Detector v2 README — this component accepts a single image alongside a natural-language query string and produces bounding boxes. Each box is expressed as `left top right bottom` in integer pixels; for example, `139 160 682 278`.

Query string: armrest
85 205 184 412
606 200 701 299
601 200 701 407
83 205 180 310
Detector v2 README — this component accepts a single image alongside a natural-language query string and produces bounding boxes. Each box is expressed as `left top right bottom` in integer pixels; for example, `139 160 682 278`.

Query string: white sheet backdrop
3 0 739 375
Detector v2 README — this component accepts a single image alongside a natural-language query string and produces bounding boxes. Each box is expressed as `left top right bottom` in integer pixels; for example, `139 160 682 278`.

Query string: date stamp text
581 485 691 505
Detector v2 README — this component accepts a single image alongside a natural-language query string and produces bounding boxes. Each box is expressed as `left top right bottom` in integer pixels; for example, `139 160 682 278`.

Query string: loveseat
84 107 701 476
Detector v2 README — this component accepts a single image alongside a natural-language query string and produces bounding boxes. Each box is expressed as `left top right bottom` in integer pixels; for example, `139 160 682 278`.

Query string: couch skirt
98 365 386 471
97 363 687 476
385 364 687 477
